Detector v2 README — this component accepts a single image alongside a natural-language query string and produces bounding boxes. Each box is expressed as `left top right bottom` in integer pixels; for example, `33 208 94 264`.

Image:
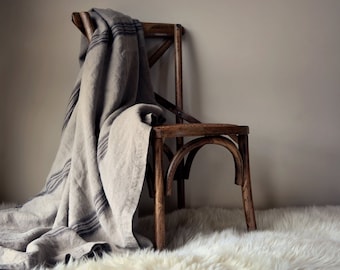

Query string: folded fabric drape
0 8 163 269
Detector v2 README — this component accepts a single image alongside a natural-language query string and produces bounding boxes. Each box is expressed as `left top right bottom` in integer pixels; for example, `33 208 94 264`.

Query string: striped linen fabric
0 8 163 269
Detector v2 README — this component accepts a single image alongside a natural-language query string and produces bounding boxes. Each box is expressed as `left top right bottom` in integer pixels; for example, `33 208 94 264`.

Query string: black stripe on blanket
37 159 71 196
97 134 109 161
44 225 69 238
94 188 109 216
110 20 142 37
88 20 143 52
71 212 101 237
62 82 80 131
42 212 100 238
87 30 111 51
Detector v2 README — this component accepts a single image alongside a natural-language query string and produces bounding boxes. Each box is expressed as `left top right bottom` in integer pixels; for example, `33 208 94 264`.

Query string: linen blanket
0 8 162 269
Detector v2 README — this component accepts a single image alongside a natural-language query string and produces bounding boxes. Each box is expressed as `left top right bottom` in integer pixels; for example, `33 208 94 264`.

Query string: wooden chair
72 12 257 250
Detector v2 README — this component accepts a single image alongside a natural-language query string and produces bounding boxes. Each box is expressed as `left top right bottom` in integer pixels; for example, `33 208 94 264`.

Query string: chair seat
152 123 249 138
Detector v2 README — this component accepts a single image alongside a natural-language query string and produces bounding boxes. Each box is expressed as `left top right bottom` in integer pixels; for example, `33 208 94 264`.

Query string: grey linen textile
0 8 162 269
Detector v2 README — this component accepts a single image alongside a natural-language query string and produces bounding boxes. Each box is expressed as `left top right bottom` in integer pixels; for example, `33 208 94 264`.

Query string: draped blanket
0 8 162 269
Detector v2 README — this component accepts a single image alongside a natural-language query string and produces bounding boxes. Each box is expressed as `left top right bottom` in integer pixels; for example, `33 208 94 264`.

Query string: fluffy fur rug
46 205 340 270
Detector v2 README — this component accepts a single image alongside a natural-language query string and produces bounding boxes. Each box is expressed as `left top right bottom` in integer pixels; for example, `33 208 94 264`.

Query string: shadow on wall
182 28 204 119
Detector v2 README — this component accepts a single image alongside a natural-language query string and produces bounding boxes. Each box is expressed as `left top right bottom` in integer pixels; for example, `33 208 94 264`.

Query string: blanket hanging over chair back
0 8 162 269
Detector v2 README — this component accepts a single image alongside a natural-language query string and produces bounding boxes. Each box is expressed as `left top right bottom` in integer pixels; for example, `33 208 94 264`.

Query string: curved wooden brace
166 136 244 196
183 135 238 179
183 145 203 179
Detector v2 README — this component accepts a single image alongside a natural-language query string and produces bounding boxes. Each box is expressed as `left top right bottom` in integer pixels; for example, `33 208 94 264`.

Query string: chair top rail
72 12 184 39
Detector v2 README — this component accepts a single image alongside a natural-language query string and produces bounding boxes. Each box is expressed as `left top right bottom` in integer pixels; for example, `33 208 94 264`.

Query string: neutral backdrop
1 0 340 212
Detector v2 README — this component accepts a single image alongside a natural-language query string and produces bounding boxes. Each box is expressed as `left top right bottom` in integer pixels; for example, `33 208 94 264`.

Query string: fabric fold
0 8 162 269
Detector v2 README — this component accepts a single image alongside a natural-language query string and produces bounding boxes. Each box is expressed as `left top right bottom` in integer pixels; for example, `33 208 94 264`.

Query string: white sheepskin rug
46 205 340 270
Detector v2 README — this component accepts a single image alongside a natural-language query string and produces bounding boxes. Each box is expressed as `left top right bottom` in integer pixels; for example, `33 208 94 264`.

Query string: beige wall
1 0 340 211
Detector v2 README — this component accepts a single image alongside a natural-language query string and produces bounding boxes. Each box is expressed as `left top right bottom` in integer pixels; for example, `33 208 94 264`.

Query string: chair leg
154 137 166 249
238 135 257 230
